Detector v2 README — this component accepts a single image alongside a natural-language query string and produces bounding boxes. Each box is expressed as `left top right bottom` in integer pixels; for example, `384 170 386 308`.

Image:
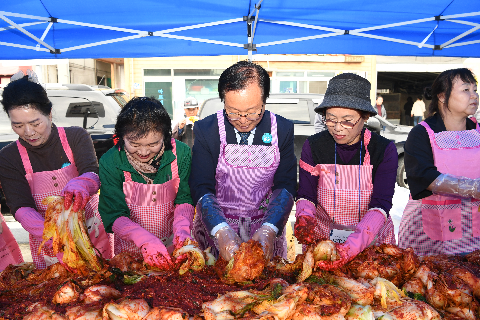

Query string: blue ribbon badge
262 133 272 143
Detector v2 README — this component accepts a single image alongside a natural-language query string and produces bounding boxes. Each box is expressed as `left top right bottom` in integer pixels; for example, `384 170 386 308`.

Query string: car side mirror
365 117 381 134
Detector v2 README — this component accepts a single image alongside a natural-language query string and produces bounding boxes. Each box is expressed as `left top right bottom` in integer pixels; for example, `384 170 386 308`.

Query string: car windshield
265 98 310 124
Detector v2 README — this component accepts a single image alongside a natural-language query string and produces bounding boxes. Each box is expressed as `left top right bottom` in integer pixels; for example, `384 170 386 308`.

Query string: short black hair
2 76 52 116
114 97 172 150
218 61 270 104
425 68 477 117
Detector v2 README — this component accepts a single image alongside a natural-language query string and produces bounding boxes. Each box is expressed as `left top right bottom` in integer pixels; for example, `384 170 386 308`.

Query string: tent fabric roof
1 0 479 59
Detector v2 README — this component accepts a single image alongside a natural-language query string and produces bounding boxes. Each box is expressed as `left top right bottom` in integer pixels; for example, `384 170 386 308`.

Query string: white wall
69 59 96 85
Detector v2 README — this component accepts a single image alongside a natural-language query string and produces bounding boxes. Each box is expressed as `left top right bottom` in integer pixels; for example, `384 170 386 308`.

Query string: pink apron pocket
472 201 480 238
421 196 462 241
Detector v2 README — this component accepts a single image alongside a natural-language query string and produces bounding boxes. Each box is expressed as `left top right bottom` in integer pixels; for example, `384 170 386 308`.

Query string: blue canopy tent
1 0 479 60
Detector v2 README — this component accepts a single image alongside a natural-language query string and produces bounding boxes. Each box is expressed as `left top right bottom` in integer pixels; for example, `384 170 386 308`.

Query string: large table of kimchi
2 241 480 320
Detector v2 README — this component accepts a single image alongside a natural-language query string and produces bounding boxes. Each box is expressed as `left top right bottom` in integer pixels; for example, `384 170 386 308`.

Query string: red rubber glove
113 216 172 268
61 172 100 212
294 199 324 245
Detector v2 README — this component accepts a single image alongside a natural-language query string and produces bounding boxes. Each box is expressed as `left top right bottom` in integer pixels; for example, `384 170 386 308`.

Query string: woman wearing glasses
98 97 195 268
294 73 398 269
399 68 480 256
190 61 296 262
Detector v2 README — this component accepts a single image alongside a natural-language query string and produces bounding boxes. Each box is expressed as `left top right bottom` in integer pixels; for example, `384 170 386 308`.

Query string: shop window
280 81 297 93
145 82 173 117
175 69 223 76
144 69 171 76
307 71 335 77
185 79 219 104
276 72 305 77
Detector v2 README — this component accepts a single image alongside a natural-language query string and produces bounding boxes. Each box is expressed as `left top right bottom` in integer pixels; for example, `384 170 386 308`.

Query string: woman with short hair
98 97 194 267
399 68 480 256
0 71 112 269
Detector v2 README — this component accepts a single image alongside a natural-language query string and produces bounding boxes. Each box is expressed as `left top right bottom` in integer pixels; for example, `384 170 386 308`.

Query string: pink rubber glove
172 203 195 249
61 172 100 212
294 199 324 245
15 207 53 251
113 216 172 268
316 209 386 270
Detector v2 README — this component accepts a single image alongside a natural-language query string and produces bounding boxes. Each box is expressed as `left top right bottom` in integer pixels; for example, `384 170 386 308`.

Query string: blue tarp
1 0 479 59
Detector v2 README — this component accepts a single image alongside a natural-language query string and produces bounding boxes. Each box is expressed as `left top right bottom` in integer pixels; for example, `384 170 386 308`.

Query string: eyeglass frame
323 116 363 129
224 105 265 121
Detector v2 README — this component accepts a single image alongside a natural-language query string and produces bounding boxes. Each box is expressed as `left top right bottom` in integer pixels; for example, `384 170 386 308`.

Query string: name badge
262 133 272 143
330 229 355 244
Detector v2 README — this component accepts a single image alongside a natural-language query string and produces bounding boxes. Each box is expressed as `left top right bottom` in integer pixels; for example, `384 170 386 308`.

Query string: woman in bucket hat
294 73 398 269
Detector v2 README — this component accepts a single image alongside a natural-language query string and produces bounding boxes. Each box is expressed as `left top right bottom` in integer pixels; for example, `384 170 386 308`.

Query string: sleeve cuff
211 222 229 237
367 207 388 219
262 222 279 235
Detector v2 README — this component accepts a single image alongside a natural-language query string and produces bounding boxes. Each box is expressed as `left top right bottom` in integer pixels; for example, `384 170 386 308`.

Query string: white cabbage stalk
174 244 206 275
103 299 150 320
371 277 406 309
204 247 216 266
313 240 339 261
297 247 314 283
345 304 374 320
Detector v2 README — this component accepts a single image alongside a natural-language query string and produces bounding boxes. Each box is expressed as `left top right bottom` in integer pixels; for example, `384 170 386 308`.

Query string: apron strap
216 110 227 145
420 121 436 145
123 171 133 182
299 159 327 176
270 112 278 146
57 127 76 166
363 129 372 166
16 140 34 175
471 117 480 133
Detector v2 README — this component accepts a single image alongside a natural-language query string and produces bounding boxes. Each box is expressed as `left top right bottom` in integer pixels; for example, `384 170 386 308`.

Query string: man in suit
190 61 296 262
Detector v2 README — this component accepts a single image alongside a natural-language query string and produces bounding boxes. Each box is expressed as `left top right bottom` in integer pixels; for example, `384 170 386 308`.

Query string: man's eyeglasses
324 116 362 129
225 108 264 121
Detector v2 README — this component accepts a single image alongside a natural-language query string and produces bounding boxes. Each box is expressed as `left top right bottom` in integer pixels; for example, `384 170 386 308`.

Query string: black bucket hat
314 73 377 116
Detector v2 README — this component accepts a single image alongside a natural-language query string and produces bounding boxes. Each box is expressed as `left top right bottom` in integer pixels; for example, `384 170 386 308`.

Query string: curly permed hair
114 97 172 150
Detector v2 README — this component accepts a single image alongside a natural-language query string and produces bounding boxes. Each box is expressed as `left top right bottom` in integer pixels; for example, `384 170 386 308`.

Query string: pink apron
193 110 287 259
299 129 396 245
17 127 113 269
0 212 24 271
115 138 180 255
399 121 480 255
